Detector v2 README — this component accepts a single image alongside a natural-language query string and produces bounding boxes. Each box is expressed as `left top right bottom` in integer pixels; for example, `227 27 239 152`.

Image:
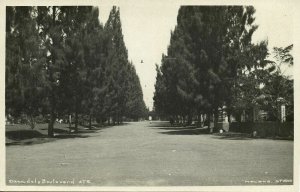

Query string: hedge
229 122 293 138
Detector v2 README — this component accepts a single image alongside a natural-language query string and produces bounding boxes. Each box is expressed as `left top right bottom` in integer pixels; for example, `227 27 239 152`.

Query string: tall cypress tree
6 7 46 128
82 7 105 128
126 62 147 120
36 6 66 136
59 6 95 131
104 6 129 124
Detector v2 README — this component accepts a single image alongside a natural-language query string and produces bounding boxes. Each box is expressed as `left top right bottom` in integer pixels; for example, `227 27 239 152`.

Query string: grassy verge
5 123 105 146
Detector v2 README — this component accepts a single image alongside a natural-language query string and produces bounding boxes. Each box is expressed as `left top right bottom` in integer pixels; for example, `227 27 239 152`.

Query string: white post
281 105 286 122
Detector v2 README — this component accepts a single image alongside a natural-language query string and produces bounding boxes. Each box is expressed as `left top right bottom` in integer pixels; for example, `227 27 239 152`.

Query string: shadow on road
159 128 210 135
156 127 200 131
150 123 210 135
149 121 204 128
149 121 210 135
40 126 107 133
52 134 91 139
148 121 177 127
153 125 254 138
149 122 252 138
212 132 253 140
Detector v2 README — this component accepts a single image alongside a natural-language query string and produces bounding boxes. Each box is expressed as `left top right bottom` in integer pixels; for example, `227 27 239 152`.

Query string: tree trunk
48 6 57 138
207 112 212 133
48 83 56 137
89 114 92 129
112 116 115 125
117 114 120 125
29 114 35 129
227 112 231 123
187 114 192 126
182 115 185 126
74 110 78 132
48 110 55 137
196 114 200 126
214 109 219 132
175 115 178 124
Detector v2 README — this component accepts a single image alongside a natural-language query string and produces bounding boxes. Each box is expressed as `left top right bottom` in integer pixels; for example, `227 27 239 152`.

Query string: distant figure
149 115 152 124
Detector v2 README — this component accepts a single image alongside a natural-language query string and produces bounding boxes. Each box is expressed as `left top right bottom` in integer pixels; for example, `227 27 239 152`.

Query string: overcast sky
98 3 293 110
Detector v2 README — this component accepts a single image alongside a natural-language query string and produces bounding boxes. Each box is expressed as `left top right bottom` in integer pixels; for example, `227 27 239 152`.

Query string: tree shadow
6 128 96 146
54 128 69 134
212 132 254 140
5 121 118 147
40 126 108 133
149 121 202 128
6 130 46 140
6 137 56 146
53 134 90 139
155 127 199 131
148 121 176 127
39 127 95 134
6 132 92 146
80 124 114 130
158 127 210 135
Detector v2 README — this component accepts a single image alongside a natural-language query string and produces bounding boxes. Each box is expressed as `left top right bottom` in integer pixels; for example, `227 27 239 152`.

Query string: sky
98 3 293 110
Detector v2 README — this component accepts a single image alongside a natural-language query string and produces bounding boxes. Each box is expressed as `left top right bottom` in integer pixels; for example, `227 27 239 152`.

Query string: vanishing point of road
6 121 293 186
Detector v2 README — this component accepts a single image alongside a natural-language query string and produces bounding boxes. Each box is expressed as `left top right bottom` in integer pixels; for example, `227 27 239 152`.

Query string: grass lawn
5 123 103 146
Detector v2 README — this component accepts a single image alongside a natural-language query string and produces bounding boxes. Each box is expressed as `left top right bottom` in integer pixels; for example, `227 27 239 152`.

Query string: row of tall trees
153 6 293 129
6 6 147 136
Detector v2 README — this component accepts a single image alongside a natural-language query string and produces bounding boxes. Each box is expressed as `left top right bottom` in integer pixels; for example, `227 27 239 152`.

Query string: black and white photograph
1 0 299 191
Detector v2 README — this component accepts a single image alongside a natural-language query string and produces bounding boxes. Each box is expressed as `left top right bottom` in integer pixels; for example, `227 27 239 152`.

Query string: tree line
153 6 293 129
6 6 147 136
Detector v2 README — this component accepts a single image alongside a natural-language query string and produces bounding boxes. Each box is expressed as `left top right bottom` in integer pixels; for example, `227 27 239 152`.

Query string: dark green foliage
154 6 273 127
103 6 146 124
125 63 147 120
35 6 67 136
6 6 147 135
6 7 46 129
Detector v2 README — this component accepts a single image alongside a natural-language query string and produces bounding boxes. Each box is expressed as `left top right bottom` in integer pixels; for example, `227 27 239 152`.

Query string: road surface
6 121 293 186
